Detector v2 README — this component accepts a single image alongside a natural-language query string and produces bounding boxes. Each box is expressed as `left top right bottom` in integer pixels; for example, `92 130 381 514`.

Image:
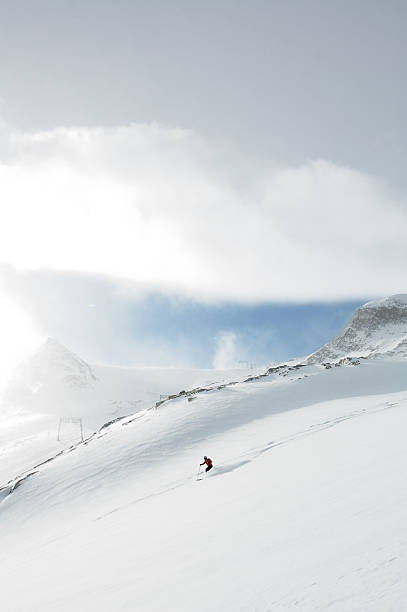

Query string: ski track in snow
2 356 407 612
93 392 407 523
3 298 407 611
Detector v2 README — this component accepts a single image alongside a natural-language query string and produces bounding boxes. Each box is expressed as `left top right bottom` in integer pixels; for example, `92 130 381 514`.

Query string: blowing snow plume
213 331 239 369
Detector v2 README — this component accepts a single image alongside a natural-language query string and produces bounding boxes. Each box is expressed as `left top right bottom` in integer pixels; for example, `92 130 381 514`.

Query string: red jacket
201 457 212 467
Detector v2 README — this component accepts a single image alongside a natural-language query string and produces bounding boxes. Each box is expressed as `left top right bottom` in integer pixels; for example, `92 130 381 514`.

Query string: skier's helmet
204 456 207 459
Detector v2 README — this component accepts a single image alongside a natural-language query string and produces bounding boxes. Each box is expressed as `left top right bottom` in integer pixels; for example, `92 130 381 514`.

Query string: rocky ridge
307 294 407 364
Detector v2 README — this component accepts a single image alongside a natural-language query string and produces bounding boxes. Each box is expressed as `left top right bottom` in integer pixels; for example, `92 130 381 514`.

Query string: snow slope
1 356 407 611
2 296 407 611
0 338 253 483
0 411 63 485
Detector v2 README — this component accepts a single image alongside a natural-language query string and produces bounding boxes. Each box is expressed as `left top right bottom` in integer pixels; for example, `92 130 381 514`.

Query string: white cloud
213 331 239 370
0 122 406 302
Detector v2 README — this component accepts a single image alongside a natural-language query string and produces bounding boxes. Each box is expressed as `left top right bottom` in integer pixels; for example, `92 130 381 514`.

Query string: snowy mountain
4 337 98 400
2 336 254 424
308 294 407 363
0 338 254 482
2 337 104 430
1 297 407 611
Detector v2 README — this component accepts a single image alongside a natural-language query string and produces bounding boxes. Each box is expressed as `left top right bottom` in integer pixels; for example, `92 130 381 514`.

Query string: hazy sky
2 0 407 184
0 0 406 371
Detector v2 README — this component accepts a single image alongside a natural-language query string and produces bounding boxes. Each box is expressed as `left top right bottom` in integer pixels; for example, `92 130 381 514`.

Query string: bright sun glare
0 297 42 392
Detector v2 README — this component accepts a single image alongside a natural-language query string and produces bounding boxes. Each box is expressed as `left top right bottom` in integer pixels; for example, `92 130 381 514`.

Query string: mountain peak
3 338 98 410
43 336 64 347
39 337 84 360
308 294 407 363
362 294 407 309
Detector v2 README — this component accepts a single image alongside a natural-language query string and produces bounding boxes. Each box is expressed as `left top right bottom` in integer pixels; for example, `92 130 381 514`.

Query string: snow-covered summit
362 294 407 309
2 337 100 419
308 294 407 363
5 336 98 398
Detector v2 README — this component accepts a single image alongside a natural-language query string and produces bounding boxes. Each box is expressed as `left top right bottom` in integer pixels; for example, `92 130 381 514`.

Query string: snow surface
2 298 407 611
0 411 63 484
0 338 253 483
2 356 407 611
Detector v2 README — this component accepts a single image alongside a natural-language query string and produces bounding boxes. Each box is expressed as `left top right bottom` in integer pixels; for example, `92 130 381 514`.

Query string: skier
200 456 213 472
